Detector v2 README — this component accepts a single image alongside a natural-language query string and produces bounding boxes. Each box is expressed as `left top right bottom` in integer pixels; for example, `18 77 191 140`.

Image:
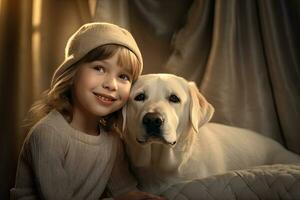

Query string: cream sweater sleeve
106 138 138 197
24 124 73 200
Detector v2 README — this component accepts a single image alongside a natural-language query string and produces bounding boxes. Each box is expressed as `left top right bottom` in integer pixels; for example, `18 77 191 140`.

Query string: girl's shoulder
26 110 69 144
20 110 69 160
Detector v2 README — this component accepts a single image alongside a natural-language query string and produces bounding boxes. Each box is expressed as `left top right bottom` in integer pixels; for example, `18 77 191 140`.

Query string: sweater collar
47 109 112 145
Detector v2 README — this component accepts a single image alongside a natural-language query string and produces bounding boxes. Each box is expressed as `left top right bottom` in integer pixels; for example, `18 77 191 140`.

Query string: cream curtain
1 0 299 199
0 0 33 198
164 0 300 152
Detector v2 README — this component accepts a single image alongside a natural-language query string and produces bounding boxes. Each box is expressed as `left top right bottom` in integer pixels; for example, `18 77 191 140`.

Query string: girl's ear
122 104 127 132
188 82 214 132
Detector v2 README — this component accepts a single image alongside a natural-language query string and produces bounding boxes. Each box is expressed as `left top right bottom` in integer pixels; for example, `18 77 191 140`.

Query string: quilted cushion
161 164 300 200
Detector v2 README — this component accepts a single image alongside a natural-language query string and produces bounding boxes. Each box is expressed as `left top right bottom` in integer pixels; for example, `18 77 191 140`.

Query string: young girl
11 23 164 200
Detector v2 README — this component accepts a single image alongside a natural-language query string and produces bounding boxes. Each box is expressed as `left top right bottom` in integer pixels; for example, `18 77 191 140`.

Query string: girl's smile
93 92 117 106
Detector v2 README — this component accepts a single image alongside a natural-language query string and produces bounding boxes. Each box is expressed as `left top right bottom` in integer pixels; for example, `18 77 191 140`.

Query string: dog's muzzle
137 112 176 146
142 112 164 137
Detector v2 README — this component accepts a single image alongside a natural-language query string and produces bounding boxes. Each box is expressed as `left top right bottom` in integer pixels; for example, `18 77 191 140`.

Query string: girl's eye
134 93 146 101
119 74 131 81
169 94 180 103
93 66 105 72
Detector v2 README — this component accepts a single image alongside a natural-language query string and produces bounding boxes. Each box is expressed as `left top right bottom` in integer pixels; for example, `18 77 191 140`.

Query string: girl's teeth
99 95 112 101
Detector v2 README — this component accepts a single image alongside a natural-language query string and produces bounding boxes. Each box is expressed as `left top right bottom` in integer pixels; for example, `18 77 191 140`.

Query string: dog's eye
169 94 180 103
134 93 146 101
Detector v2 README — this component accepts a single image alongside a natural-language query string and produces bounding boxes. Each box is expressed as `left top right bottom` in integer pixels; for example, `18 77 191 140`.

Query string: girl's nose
102 76 117 91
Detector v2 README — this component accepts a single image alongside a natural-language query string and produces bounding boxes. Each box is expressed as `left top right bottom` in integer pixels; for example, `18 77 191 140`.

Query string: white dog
122 73 300 194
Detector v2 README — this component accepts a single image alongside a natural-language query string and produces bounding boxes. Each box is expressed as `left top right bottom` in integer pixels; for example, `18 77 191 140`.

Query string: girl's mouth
93 92 117 105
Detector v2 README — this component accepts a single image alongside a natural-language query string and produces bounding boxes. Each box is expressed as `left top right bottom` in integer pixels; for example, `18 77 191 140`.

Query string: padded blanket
161 164 300 200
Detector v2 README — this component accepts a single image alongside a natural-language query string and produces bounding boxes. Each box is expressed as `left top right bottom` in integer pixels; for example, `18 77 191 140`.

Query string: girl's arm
27 125 72 199
106 137 138 196
106 138 166 200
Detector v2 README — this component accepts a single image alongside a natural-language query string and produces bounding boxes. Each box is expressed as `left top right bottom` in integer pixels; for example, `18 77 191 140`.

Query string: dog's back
180 123 300 178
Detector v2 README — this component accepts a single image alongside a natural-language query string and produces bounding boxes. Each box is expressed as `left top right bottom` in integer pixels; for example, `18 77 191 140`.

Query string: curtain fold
93 0 130 28
0 0 32 198
128 0 193 74
165 0 214 82
258 0 300 153
199 0 283 142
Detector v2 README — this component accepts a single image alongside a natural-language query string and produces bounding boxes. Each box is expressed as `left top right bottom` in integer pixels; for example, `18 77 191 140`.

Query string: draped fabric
0 0 33 198
257 0 300 154
166 0 300 150
0 0 299 199
167 0 284 142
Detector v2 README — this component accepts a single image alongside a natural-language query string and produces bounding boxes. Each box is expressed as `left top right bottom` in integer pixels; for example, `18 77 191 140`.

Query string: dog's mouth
135 112 177 146
136 137 176 146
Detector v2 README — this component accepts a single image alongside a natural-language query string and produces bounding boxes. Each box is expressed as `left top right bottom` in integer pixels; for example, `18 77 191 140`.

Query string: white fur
123 73 300 194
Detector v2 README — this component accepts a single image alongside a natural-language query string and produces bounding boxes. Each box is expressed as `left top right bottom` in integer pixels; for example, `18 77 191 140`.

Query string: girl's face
72 51 133 119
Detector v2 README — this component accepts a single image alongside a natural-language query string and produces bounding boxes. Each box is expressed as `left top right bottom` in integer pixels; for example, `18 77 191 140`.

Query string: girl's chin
93 106 122 116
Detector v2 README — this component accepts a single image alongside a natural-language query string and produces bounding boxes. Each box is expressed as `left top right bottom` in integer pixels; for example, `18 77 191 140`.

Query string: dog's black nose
143 112 164 128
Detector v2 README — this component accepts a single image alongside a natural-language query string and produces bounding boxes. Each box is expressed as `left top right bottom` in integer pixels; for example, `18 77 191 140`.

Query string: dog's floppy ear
188 82 214 132
122 104 127 132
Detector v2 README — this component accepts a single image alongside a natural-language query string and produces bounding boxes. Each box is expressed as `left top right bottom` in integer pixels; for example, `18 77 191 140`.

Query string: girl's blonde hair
25 44 141 134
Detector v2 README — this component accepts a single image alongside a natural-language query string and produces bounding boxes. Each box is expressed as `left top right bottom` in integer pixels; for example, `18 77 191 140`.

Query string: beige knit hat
51 22 143 87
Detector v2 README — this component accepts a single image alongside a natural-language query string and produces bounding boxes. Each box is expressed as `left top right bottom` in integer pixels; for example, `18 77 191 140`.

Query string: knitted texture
11 110 137 200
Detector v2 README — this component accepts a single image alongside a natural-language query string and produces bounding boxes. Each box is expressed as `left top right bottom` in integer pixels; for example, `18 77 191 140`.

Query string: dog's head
123 74 214 147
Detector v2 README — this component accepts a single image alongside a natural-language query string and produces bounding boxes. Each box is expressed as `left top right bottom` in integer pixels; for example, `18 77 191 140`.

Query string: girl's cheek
122 88 131 102
124 91 130 101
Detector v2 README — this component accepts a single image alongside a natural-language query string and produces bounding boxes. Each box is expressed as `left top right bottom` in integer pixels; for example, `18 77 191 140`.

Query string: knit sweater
11 110 137 200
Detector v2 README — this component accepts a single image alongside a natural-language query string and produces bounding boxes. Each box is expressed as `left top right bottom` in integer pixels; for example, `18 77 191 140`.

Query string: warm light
32 0 42 98
32 0 41 26
88 0 97 18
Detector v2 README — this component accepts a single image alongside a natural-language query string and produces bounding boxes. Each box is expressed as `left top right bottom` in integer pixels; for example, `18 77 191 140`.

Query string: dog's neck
125 139 181 171
124 140 185 194
124 128 198 193
124 125 197 169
